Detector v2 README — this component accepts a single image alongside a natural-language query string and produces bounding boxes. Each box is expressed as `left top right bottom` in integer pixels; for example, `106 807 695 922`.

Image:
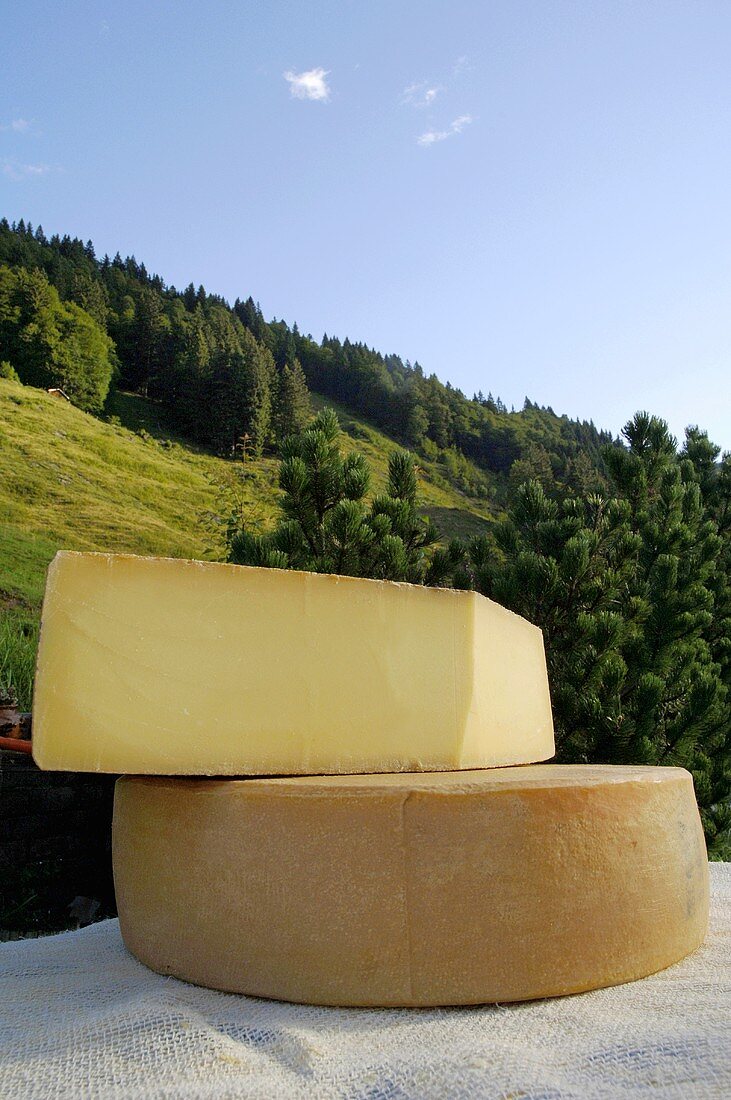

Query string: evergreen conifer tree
228 409 439 581
453 414 731 854
209 329 274 456
274 359 311 443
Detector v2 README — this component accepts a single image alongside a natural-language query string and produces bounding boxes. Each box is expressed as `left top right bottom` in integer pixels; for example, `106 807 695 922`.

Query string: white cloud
2 159 52 181
417 114 473 147
453 55 471 76
401 81 443 109
417 128 449 147
1 118 31 133
284 67 330 102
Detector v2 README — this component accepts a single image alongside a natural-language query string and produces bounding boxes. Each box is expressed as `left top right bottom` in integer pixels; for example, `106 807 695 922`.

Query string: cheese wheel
32 551 554 776
113 766 709 1006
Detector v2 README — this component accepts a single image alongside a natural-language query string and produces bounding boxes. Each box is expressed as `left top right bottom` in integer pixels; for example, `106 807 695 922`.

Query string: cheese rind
32 551 554 775
112 765 709 1006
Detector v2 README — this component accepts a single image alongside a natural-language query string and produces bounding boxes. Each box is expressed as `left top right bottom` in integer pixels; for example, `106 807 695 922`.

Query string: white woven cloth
1 864 730 1100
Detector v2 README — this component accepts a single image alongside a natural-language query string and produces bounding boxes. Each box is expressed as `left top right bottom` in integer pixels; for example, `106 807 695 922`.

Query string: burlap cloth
1 864 729 1099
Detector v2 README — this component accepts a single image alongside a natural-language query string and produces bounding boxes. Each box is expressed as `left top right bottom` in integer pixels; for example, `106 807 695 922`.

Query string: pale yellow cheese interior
32 551 554 775
113 765 709 1007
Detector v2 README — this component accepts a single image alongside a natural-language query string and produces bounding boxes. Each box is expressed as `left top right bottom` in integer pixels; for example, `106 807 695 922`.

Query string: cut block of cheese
32 551 554 775
113 765 709 1007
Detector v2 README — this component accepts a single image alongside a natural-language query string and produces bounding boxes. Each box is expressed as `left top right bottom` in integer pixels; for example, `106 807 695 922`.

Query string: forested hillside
1 216 729 855
0 218 612 507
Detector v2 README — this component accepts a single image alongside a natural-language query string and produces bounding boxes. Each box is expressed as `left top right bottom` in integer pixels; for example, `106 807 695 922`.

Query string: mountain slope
0 219 614 508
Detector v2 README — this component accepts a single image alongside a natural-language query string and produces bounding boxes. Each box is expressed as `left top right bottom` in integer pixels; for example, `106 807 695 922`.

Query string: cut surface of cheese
32 551 554 775
112 765 709 1007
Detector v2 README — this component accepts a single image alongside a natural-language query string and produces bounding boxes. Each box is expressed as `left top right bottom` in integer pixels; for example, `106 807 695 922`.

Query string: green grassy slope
308 393 495 539
0 382 275 607
0 379 492 706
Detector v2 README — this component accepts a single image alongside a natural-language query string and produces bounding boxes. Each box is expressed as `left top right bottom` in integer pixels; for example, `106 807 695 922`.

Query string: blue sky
2 1 730 449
